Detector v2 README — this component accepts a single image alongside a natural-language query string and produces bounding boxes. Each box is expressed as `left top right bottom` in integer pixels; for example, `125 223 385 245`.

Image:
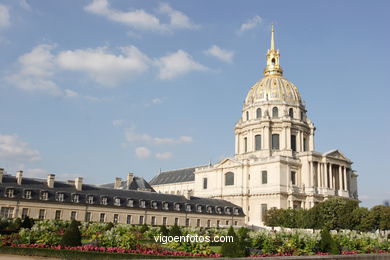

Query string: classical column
343 167 347 191
329 164 333 189
286 127 291 150
264 125 270 154
324 163 328 188
235 134 239 154
338 165 343 191
310 161 314 187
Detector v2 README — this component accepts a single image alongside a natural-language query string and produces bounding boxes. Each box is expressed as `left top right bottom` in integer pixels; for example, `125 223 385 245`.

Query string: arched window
272 107 279 118
246 111 249 121
272 134 280 150
271 58 275 65
289 108 294 118
225 172 234 186
255 135 261 151
256 108 262 119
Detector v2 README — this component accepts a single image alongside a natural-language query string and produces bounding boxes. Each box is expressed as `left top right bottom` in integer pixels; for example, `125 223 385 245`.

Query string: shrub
21 217 34 229
140 224 149 233
319 228 339 254
220 226 245 257
105 222 114 231
169 224 182 237
159 225 169 236
60 220 81 247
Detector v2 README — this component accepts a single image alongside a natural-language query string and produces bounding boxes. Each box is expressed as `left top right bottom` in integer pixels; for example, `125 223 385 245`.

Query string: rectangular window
41 191 48 200
24 190 32 199
255 135 262 150
0 207 14 218
6 189 14 198
244 137 248 153
55 210 61 220
226 220 229 225
174 217 179 226
196 219 200 227
126 215 132 224
162 217 167 226
217 220 220 228
151 216 156 226
38 209 45 220
262 171 267 184
101 197 108 205
272 134 280 150
139 216 144 225
234 221 238 226
203 177 208 189
291 171 296 185
57 193 64 202
100 213 105 222
85 212 91 222
71 211 77 220
87 195 94 204
261 204 268 220
21 208 28 219
303 138 307 151
291 135 296 151
185 218 190 227
207 220 211 228
113 214 119 223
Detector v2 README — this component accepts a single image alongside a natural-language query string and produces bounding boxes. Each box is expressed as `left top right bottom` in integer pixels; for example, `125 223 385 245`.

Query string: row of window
201 170 297 188
0 207 238 227
245 107 304 121
2 189 238 215
242 134 307 152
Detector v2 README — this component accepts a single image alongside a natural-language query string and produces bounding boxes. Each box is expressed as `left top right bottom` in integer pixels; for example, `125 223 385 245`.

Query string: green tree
60 220 81 247
319 228 339 254
20 216 34 229
168 223 182 237
159 225 169 236
220 226 244 257
237 227 251 256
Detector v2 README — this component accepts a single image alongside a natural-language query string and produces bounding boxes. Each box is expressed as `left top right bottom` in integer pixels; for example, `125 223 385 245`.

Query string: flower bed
3 243 222 258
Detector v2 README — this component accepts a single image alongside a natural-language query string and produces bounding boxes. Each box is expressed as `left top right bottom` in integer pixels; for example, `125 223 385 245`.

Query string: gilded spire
271 23 275 50
264 24 283 77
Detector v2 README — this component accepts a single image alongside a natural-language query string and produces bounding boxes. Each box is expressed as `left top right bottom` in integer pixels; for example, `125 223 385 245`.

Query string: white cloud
57 46 150 86
19 0 32 11
239 15 262 33
112 119 125 127
25 168 80 181
84 0 197 33
156 50 208 80
156 152 173 160
151 98 163 104
204 45 234 63
135 146 151 159
0 4 10 29
125 128 193 145
0 134 41 162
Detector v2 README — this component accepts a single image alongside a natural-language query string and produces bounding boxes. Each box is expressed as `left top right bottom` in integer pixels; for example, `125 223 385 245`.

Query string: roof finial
271 23 275 50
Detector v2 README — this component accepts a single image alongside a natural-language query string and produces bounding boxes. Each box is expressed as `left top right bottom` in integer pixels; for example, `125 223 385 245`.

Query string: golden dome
244 76 302 105
245 25 303 106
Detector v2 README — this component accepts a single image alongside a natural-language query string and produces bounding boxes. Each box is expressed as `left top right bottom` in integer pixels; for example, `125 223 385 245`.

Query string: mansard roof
0 174 244 216
149 166 201 185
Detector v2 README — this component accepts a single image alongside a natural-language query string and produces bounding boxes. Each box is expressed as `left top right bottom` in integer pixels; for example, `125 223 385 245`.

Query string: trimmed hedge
0 247 195 259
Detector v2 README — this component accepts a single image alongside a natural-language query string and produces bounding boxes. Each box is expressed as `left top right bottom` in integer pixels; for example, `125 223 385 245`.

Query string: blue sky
0 0 389 208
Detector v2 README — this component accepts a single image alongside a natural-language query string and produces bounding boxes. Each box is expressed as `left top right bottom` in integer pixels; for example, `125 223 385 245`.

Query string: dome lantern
264 24 283 77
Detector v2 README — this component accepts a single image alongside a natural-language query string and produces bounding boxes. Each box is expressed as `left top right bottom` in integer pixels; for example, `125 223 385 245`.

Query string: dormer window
207 206 213 214
216 207 222 214
234 208 239 215
186 204 192 212
101 197 108 205
24 190 32 199
72 194 79 203
127 199 134 207
197 205 202 213
41 191 48 200
6 188 14 198
140 200 146 208
175 203 180 211
114 197 121 206
152 201 158 209
57 193 64 202
163 202 169 210
87 195 94 204
226 207 231 215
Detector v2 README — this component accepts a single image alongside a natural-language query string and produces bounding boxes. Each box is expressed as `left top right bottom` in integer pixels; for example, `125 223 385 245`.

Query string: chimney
47 174 55 188
16 170 23 185
75 177 83 191
114 177 122 189
0 168 4 184
127 172 134 189
184 190 192 200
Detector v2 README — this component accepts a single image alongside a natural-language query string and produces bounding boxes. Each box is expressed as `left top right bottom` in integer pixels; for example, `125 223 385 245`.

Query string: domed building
151 26 359 227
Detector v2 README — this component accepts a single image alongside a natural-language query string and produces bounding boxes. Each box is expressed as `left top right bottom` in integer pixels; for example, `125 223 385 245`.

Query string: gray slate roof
99 176 155 192
149 166 200 185
0 174 244 216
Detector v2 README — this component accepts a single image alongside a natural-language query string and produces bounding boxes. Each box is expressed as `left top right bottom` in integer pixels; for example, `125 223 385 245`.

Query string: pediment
214 157 241 169
324 149 351 162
